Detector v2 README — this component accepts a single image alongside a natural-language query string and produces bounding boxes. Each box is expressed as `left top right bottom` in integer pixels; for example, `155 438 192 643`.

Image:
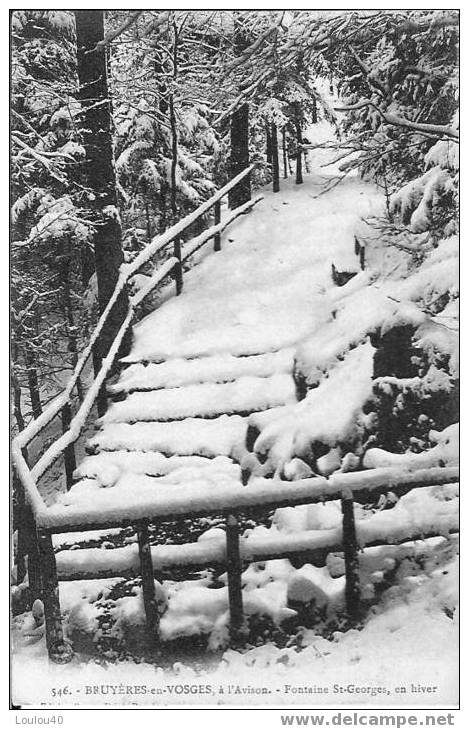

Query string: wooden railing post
341 494 361 621
214 199 221 251
173 238 183 295
38 532 73 663
226 514 244 642
61 403 76 490
137 521 159 649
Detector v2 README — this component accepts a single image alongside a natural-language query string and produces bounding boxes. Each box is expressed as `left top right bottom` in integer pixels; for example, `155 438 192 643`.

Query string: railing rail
12 165 260 497
20 464 459 662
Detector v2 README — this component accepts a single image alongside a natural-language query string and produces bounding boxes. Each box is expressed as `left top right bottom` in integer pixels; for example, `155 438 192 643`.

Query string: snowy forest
11 9 459 707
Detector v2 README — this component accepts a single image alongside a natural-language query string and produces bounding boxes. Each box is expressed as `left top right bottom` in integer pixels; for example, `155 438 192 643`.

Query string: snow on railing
20 460 458 663
12 165 256 492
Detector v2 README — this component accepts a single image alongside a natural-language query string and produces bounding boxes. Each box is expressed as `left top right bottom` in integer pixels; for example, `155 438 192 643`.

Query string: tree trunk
271 122 280 193
295 116 303 185
75 10 130 415
12 368 26 433
229 103 250 209
312 96 318 124
145 201 152 245
228 12 251 210
169 18 183 295
266 123 273 165
24 343 42 420
282 127 288 179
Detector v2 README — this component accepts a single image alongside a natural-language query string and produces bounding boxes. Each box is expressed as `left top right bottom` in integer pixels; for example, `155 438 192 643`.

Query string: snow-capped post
137 521 160 649
38 532 72 663
359 246 365 271
60 403 76 490
75 11 130 415
214 200 221 251
226 514 244 641
271 122 280 193
341 493 361 621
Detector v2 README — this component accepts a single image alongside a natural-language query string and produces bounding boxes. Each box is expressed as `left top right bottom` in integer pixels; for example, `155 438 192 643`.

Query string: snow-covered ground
12 125 458 707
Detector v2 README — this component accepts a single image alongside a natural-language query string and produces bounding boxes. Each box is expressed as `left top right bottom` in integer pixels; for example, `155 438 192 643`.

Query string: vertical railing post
61 403 76 490
341 493 361 621
38 532 73 663
226 514 244 642
137 521 159 649
214 199 221 251
173 238 183 295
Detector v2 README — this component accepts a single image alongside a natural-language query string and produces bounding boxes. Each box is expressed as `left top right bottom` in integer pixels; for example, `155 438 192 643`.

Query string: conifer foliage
10 9 458 432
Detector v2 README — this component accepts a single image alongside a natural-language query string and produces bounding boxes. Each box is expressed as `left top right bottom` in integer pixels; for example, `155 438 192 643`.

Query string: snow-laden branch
334 100 459 141
225 17 282 72
213 69 273 126
85 10 143 54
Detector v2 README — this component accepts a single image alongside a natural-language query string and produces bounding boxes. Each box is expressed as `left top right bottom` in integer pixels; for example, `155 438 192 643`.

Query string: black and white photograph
10 7 460 713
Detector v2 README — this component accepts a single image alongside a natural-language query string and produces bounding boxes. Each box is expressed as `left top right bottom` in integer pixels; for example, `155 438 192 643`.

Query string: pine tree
75 10 130 413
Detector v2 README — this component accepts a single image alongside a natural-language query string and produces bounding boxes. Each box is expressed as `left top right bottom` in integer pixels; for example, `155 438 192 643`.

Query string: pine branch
334 100 459 141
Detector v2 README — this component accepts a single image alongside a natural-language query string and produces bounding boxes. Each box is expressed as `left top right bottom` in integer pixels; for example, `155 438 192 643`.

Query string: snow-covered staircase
14 164 459 664
72 349 298 488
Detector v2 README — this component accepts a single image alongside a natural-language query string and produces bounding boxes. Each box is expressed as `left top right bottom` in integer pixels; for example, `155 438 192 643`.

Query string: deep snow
12 123 459 707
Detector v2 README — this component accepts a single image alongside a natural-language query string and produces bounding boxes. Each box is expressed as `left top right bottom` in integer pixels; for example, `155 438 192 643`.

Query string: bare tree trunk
24 342 42 420
12 368 26 433
228 12 251 209
295 115 303 185
169 16 182 295
282 127 288 179
312 96 318 124
271 122 280 193
75 10 130 415
145 201 152 245
229 103 251 209
159 185 167 233
266 123 273 165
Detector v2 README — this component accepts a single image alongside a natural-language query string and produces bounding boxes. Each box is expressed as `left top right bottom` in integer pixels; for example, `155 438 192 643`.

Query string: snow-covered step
110 349 295 393
74 451 240 486
87 414 248 458
100 374 297 423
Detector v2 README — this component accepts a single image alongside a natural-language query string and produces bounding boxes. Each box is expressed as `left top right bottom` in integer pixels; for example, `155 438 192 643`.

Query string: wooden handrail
34 465 459 532
12 166 256 506
13 166 254 453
